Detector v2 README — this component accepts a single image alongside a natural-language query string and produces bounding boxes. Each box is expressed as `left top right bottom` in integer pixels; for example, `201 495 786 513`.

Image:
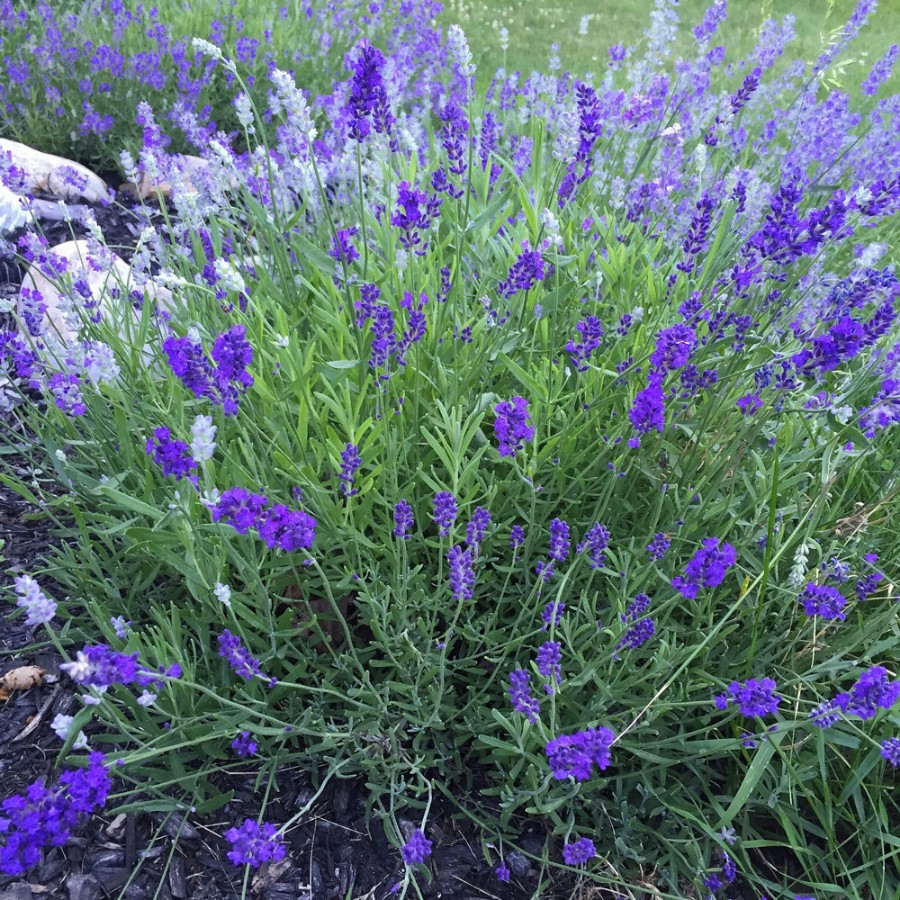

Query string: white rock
18 239 173 345
0 138 110 204
0 180 32 233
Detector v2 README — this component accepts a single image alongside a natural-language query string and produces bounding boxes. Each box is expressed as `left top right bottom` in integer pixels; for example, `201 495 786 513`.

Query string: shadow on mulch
0 184 547 900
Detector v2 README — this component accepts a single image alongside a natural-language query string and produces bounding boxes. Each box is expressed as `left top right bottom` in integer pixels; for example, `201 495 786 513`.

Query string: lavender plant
2 2 900 896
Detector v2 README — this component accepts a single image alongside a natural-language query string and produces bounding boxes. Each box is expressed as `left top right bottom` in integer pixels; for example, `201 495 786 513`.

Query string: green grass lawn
440 0 900 96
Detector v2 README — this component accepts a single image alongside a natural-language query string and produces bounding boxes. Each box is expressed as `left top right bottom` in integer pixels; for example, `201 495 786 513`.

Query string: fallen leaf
0 665 46 700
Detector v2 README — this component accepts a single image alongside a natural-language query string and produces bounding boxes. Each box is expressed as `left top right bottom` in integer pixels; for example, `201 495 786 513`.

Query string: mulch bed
0 179 545 900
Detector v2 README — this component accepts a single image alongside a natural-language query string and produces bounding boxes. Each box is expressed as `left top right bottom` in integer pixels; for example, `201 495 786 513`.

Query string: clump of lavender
329 226 360 265
344 40 393 141
811 666 900 728
541 600 565 631
190 414 217 463
494 396 535 457
833 666 900 720
392 181 442 254
647 532 671 560
465 506 492 548
548 518 571 561
881 737 900 767
61 645 181 692
164 325 254 416
498 247 546 298
225 820 286 869
211 488 316 553
218 629 272 684
565 316 603 371
536 518 571 582
649 324 697 372
616 593 656 657
0 752 112 876
628 373 665 447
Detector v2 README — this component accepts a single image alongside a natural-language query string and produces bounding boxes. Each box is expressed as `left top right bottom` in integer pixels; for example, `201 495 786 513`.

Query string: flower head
339 443 361 497
218 629 264 682
393 499 414 540
231 732 258 758
145 427 197 482
672 538 737 599
508 669 540 723
225 820 285 869
494 397 535 457
881 737 900 766
536 641 562 693
400 829 432 865
14 574 57 627
799 583 847 620
719 678 781 718
833 666 900 720
545 726 614 781
447 545 476 600
191 414 217 463
562 837 596 865
432 491 458 537
577 522 610 569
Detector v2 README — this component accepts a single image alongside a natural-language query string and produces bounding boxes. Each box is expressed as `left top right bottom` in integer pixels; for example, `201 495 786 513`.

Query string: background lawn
439 0 900 97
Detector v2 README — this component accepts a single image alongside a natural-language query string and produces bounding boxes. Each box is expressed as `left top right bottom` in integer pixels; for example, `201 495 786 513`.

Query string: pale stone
0 179 32 233
0 138 110 204
18 239 172 346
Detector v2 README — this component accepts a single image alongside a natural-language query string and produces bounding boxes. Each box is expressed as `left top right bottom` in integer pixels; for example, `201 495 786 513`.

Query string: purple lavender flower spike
799 583 847 621
393 499 414 540
536 641 562 693
465 506 491 547
545 726 614 780
447 545 476 600
225 820 286 869
508 669 540 723
833 666 900 720
217 629 265 681
672 538 737 599
881 737 900 766
494 396 535 457
339 443 361 497
577 522 610 569
562 837 596 865
400 829 432 865
432 491 458 537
